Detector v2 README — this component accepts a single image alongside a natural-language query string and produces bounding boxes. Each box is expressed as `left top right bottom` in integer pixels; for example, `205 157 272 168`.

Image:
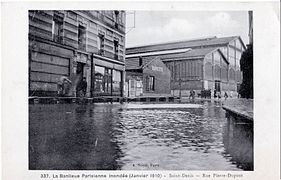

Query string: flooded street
29 101 253 170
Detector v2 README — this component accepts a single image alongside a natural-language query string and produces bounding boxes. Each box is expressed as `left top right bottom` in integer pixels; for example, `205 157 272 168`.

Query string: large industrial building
126 36 246 97
29 10 126 97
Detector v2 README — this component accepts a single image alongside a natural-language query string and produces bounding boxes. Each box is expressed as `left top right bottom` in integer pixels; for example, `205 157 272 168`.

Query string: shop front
92 56 124 97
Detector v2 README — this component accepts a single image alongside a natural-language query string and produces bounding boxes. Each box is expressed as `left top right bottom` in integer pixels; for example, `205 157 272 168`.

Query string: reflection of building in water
29 105 123 170
223 112 253 170
29 10 126 97
126 36 246 98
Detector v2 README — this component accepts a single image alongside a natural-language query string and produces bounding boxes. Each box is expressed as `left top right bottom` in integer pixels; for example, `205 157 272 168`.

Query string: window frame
97 33 105 55
52 15 63 43
78 25 87 51
146 76 155 92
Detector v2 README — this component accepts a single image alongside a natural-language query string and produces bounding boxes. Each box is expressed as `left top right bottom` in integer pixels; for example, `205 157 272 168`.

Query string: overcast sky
125 11 249 48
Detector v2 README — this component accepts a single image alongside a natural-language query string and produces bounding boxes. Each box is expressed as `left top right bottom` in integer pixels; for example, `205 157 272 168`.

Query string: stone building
29 10 126 97
125 57 171 97
126 36 246 97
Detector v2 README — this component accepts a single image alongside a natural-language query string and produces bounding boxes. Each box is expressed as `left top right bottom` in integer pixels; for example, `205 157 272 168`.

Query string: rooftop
126 48 192 58
125 46 228 70
126 36 243 55
158 47 219 60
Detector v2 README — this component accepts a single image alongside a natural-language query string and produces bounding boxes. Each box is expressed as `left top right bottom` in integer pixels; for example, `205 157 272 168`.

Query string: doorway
76 62 85 96
215 80 221 92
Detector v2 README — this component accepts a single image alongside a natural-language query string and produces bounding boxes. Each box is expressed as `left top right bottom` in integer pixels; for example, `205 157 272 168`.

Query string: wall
143 58 171 95
125 71 143 97
203 47 242 97
28 10 125 62
29 10 126 97
125 58 171 97
164 59 203 96
224 39 244 84
223 106 253 170
29 40 74 96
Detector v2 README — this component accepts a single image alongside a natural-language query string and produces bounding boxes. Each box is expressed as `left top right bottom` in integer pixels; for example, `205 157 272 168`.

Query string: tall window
97 34 105 55
146 76 155 91
78 25 86 51
114 11 119 29
94 66 105 93
112 70 121 94
94 66 112 95
104 68 112 94
215 80 221 92
52 15 63 43
114 40 119 60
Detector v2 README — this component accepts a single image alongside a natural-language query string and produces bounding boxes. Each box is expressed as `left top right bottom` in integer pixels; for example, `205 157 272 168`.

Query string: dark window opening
78 25 86 51
114 11 119 29
215 80 221 92
97 34 105 55
139 57 143 67
76 62 85 97
114 40 119 60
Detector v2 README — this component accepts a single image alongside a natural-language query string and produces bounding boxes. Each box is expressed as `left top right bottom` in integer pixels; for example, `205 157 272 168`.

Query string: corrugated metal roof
126 36 239 55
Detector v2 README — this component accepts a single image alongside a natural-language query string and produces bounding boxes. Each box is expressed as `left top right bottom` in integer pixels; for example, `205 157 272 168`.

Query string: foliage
239 44 253 99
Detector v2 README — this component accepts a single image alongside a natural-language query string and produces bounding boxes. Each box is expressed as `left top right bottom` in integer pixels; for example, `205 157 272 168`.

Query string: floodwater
29 101 253 170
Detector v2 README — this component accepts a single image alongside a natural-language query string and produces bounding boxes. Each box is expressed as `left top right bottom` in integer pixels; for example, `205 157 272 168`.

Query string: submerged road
29 101 253 170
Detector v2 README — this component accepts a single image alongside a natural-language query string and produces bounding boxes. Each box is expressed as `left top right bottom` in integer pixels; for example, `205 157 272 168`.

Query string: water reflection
29 102 253 170
29 104 123 170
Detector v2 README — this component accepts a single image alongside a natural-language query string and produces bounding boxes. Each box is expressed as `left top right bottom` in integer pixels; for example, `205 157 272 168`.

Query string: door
215 80 221 92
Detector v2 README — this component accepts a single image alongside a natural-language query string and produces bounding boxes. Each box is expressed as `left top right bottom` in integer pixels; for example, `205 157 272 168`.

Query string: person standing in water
77 77 87 97
57 76 72 96
224 92 228 100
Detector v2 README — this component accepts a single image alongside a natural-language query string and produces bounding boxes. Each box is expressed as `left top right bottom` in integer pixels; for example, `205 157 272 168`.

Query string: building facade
29 10 126 97
125 57 171 97
126 36 246 97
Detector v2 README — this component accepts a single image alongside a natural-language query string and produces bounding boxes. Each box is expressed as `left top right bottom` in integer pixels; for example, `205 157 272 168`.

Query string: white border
1 1 280 180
